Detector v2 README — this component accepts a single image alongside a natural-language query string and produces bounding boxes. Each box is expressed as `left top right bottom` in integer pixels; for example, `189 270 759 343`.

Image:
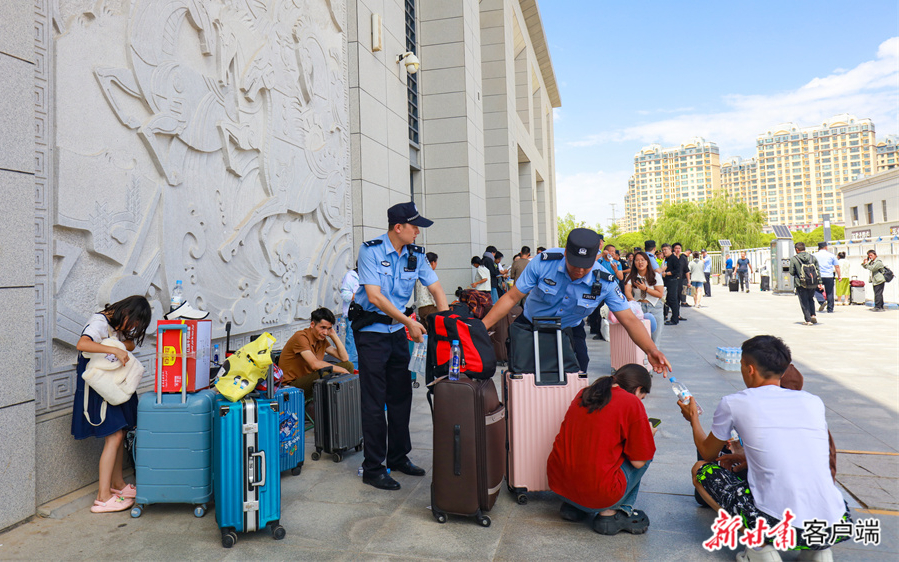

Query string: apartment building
624 137 720 229
720 156 759 205
755 114 875 227
876 135 898 172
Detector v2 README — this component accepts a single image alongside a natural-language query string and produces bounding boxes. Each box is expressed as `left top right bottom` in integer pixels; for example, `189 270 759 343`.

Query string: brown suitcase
429 377 506 526
490 305 522 363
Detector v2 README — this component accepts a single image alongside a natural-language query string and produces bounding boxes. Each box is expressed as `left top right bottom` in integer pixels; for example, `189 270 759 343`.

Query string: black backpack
796 255 819 288
425 305 496 384
883 266 894 283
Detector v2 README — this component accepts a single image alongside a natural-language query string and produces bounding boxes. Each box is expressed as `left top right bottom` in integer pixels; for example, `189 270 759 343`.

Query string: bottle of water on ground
669 375 703 414
448 340 461 381
715 346 742 371
170 280 184 312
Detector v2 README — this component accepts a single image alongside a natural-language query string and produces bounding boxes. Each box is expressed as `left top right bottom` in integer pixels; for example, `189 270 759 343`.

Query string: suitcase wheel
412 381 420 388
291 465 303 476
516 493 528 505
432 508 447 524
270 523 286 540
130 504 143 518
311 451 321 461
354 443 363 452
332 452 343 463
477 514 491 527
193 504 207 518
221 529 238 549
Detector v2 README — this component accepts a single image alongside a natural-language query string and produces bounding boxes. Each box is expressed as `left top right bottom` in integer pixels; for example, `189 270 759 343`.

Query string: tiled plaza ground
2 283 897 561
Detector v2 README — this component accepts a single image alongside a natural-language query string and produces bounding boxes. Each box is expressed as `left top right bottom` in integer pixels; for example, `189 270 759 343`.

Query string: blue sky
540 0 899 228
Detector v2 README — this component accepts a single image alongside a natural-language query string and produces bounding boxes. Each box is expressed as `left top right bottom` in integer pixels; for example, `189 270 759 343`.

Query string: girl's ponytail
580 375 615 413
579 363 652 414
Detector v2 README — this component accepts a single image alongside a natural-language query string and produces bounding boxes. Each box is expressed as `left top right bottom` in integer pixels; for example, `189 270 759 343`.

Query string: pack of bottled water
407 335 428 375
715 346 742 371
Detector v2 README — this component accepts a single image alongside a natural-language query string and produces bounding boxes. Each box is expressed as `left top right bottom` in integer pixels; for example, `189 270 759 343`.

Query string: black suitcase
429 377 505 527
311 372 363 463
760 275 770 291
728 279 739 292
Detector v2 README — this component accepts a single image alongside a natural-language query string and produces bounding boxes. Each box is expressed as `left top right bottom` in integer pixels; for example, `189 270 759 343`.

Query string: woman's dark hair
837 252 846 259
867 249 877 257
626 251 657 287
580 364 651 413
741 335 791 378
471 256 482 266
102 295 151 346
311 307 336 325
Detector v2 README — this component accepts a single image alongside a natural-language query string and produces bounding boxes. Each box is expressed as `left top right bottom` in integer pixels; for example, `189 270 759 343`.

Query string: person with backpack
862 250 889 312
789 242 822 325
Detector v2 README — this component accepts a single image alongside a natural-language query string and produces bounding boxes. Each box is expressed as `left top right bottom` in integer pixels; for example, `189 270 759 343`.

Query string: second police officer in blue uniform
482 228 671 374
353 202 448 491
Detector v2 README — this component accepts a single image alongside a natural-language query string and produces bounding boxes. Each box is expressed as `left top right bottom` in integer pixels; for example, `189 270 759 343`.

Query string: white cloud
553 107 562 122
568 37 899 156
556 170 633 229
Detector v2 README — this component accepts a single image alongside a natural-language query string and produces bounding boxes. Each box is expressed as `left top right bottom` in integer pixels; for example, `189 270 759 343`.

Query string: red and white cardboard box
156 319 212 392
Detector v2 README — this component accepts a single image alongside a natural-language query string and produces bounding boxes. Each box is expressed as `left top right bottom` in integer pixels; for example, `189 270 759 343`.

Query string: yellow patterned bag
213 332 276 402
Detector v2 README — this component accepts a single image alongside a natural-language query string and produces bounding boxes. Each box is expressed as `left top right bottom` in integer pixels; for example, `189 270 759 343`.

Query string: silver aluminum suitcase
311 371 363 462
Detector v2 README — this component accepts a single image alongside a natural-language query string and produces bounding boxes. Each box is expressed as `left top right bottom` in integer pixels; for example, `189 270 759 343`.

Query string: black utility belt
350 305 413 331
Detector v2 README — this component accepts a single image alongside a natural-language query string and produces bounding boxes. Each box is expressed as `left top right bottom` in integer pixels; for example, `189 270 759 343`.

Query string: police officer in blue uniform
354 202 448 490
482 228 670 374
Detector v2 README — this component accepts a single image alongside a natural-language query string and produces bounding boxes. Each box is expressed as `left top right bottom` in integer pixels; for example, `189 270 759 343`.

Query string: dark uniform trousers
664 277 681 324
571 321 589 373
355 328 413 478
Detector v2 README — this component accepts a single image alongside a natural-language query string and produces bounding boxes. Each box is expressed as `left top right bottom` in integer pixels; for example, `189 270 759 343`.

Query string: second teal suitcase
213 368 284 548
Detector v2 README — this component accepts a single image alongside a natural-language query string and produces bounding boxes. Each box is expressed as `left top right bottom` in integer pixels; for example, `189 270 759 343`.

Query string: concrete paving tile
837 454 899 479
492 518 638 562
837 475 899 511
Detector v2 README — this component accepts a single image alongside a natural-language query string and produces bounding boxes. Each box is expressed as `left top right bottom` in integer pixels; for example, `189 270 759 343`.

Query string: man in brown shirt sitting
280 307 354 399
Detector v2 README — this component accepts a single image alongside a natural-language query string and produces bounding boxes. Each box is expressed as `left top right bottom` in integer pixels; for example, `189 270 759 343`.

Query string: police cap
565 228 602 269
387 202 433 227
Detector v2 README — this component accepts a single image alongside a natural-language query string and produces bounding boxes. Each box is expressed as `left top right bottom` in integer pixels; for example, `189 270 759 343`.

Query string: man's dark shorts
696 462 851 551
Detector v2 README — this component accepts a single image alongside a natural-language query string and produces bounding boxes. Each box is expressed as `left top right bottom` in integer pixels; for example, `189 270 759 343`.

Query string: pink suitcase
609 319 651 374
504 317 589 504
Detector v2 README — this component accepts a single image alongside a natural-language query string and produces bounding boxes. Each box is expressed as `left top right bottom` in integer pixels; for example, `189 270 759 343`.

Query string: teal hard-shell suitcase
132 324 214 518
213 366 284 548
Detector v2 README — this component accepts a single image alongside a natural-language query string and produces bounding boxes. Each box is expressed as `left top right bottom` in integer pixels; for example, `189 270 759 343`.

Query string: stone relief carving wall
36 0 350 416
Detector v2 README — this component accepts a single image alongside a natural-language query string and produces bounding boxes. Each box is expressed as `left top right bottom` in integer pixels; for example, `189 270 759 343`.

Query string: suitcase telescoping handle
531 317 565 385
249 449 266 488
156 324 189 405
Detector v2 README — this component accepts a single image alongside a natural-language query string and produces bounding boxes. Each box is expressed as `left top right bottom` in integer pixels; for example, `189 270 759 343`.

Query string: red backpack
425 305 496 384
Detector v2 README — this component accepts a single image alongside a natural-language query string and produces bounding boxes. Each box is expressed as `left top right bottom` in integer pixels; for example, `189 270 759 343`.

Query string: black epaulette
407 244 425 254
541 252 564 261
363 239 383 247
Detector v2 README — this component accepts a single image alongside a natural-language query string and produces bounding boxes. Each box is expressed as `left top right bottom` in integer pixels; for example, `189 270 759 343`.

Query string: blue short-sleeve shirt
516 248 629 329
355 233 438 333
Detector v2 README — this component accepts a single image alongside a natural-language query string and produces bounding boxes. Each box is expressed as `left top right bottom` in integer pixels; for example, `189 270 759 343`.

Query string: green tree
643 194 767 250
557 213 603 246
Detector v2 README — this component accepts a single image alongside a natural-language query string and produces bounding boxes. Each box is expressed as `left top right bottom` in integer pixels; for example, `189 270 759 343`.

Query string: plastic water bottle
669 376 703 414
448 340 461 381
408 335 428 373
170 280 184 312
213 344 220 367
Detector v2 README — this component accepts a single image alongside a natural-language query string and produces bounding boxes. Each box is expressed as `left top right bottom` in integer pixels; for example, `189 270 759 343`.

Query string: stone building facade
0 0 558 530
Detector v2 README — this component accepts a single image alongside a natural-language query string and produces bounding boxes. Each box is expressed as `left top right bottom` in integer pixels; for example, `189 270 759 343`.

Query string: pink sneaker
91 495 134 513
112 483 136 499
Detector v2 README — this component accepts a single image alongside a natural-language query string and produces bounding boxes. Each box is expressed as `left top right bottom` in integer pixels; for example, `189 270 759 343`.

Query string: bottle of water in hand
448 340 461 381
669 375 703 414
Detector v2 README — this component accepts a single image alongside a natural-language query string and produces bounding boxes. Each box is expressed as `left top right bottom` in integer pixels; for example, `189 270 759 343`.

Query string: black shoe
664 320 677 326
592 510 649 535
681 303 691 308
362 472 401 490
559 502 588 522
592 334 605 340
678 317 688 321
818 303 826 312
387 460 426 476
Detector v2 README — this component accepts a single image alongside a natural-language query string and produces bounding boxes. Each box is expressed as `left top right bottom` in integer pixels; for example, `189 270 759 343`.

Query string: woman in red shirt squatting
547 364 657 535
